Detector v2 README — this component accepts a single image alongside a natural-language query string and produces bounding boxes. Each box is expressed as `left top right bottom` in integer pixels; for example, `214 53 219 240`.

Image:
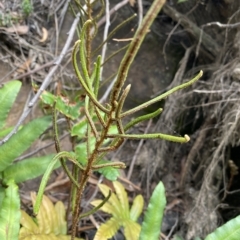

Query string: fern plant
19 193 83 240
92 180 240 240
0 80 58 239
32 0 203 239
204 215 240 240
91 181 166 240
91 181 144 240
139 181 166 240
0 180 20 240
30 0 240 239
0 81 58 185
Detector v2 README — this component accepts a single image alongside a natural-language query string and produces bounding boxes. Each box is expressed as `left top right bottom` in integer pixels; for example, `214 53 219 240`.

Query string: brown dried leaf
16 58 32 74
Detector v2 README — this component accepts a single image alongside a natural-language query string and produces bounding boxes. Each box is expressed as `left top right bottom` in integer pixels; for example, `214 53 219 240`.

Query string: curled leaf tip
74 39 81 45
117 162 126 169
184 134 190 142
85 19 92 24
126 84 131 91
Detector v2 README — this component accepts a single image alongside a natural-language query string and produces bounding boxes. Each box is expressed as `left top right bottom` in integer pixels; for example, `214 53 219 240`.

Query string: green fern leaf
3 154 59 184
0 180 20 240
0 126 14 138
96 160 120 181
0 116 51 172
139 181 166 240
0 80 21 129
205 215 240 240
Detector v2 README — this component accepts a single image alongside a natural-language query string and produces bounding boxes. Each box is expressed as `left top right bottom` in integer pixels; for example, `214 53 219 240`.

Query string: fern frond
94 218 121 240
130 194 144 222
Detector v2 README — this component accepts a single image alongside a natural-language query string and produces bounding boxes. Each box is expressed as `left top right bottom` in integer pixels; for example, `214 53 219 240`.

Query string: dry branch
163 4 220 57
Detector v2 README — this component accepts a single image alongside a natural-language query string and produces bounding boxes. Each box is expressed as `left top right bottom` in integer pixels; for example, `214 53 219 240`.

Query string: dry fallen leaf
39 27 48 43
15 58 32 74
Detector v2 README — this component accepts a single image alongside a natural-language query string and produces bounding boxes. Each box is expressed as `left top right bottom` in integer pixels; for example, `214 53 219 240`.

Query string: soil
1 0 240 239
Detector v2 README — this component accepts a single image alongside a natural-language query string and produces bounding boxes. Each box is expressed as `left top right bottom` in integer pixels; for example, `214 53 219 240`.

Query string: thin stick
58 0 71 32
204 21 240 28
99 0 110 81
0 13 80 145
137 0 143 27
14 59 55 80
54 12 59 56
163 4 220 57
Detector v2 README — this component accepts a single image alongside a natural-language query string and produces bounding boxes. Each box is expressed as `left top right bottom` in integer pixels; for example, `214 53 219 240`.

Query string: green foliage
0 81 21 129
91 181 144 240
91 181 166 240
0 81 55 184
95 159 120 181
174 215 240 240
0 180 20 240
139 181 166 240
0 80 59 239
40 91 83 120
90 180 240 240
19 193 83 240
205 215 240 240
0 12 22 27
21 0 33 16
0 115 52 173
3 154 56 184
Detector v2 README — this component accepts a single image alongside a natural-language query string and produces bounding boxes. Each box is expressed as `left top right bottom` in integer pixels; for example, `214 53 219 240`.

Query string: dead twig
163 4 220 57
14 59 55 80
204 21 240 28
0 13 80 145
100 0 110 80
137 0 143 27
